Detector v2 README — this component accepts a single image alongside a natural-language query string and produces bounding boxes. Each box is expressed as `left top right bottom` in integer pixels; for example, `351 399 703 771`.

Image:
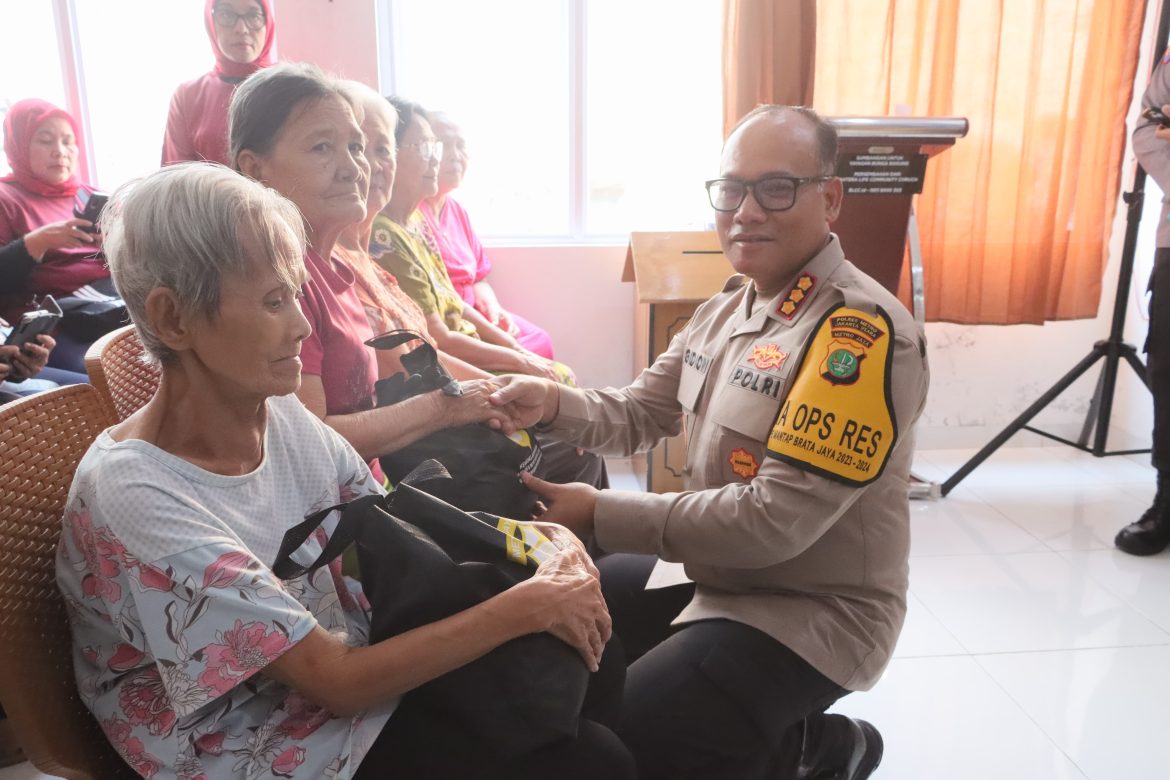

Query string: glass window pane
389 0 572 239
73 0 210 189
585 0 723 237
0 1 69 177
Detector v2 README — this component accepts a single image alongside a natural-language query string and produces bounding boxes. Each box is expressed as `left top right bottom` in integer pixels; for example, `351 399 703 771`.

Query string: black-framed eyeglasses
705 175 834 212
211 7 267 31
404 139 444 161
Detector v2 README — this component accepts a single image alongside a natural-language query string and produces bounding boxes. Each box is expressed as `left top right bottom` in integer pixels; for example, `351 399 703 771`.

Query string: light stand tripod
940 0 1169 496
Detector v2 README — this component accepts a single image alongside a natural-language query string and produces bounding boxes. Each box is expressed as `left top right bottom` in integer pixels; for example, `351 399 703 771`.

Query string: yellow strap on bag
495 517 557 566
766 304 898 485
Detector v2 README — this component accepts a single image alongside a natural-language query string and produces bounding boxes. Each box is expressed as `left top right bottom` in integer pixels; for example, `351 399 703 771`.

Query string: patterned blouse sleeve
60 484 320 719
371 226 442 317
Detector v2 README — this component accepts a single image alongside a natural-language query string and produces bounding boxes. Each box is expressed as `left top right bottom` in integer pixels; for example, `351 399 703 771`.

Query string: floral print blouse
369 212 479 338
56 394 396 779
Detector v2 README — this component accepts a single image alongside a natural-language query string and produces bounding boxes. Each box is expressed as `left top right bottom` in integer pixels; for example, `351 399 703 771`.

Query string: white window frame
50 0 97 184
375 0 612 245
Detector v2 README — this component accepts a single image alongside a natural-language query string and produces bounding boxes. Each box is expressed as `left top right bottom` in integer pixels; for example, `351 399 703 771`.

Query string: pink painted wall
273 0 378 84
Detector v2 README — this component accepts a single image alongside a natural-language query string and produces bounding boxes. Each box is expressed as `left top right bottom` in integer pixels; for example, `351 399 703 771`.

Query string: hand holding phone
73 186 109 234
2 296 62 354
1144 106 1170 127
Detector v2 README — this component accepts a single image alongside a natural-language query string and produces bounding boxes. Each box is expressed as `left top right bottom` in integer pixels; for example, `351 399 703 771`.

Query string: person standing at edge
491 105 930 780
1116 49 1170 556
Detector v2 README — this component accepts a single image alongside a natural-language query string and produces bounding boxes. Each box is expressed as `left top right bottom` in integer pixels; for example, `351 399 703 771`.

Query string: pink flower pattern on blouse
56 400 391 779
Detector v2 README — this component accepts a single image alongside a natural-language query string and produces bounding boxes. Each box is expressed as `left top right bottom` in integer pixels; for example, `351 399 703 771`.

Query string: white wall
484 245 635 389
274 0 378 83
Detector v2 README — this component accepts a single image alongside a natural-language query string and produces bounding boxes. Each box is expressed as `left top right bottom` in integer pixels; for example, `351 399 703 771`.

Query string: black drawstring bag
56 277 128 341
271 461 591 757
367 330 543 519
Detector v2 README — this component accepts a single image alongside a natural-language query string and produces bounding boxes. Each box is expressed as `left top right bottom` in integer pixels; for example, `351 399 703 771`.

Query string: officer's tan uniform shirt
550 235 929 690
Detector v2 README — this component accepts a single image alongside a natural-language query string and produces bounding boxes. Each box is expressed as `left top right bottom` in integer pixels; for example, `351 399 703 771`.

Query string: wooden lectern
624 117 967 492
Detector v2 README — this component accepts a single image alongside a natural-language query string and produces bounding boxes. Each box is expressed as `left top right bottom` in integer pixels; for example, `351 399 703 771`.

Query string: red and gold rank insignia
748 343 788 371
729 448 760 479
776 273 816 319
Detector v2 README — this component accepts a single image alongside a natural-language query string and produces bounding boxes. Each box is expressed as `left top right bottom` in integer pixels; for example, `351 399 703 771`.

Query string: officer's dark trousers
600 553 850 780
1148 248 1170 471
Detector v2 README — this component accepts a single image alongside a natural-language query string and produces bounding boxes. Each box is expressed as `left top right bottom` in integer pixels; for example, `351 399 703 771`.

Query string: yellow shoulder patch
766 305 897 485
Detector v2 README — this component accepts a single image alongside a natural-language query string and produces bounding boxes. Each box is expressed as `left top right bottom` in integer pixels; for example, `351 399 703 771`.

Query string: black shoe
795 716 883 779
1115 502 1170 556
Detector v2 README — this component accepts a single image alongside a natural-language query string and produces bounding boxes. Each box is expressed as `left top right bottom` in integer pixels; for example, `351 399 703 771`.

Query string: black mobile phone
1143 106 1170 127
73 186 109 233
2 295 63 357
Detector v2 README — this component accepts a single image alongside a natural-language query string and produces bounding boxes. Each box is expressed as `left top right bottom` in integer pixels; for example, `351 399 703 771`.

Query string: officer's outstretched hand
490 374 560 429
520 472 598 541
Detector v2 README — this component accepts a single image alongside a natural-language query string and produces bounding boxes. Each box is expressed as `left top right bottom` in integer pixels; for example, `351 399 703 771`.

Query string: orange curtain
812 0 1145 323
722 0 817 137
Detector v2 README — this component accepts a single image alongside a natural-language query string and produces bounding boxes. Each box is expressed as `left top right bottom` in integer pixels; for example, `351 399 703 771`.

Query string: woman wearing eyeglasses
372 98 571 384
161 0 276 166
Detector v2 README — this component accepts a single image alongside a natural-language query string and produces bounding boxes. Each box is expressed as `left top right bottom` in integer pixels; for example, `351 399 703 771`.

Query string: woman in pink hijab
0 98 106 376
161 0 276 165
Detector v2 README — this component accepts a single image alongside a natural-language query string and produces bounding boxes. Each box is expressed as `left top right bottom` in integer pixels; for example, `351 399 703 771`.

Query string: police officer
492 106 929 779
1117 50 1170 556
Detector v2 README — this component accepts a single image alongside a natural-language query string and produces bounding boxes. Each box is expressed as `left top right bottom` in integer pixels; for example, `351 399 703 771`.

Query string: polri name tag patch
765 305 898 485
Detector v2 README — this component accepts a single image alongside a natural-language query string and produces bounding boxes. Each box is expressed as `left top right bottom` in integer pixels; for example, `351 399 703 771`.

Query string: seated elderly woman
335 81 485 382
373 98 572 385
229 64 506 465
56 162 632 779
419 112 556 359
0 99 115 373
230 65 605 492
341 83 609 492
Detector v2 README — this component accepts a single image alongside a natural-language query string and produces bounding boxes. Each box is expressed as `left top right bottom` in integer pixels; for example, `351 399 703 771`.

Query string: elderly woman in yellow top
56 162 631 780
372 97 574 385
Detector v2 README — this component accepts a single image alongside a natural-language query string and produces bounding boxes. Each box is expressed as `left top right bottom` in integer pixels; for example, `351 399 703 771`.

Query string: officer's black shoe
1115 500 1170 556
794 715 883 779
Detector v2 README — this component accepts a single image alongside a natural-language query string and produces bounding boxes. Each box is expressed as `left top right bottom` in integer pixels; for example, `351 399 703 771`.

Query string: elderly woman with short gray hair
55 162 631 779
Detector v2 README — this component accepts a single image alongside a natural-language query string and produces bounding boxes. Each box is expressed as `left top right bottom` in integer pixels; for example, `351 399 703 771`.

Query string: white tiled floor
5 447 1168 780
829 445 1170 780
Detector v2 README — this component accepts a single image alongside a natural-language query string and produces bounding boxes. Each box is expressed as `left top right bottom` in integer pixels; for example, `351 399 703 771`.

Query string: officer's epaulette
839 281 879 315
775 272 816 319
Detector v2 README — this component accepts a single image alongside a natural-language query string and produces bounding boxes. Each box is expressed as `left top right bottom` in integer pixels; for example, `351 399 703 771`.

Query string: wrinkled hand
489 374 557 429
520 472 598 540
23 219 96 259
519 352 562 383
510 547 611 670
440 378 515 430
533 521 598 575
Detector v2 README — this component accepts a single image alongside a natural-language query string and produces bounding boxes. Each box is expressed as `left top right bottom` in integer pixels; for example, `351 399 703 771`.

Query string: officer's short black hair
728 105 838 176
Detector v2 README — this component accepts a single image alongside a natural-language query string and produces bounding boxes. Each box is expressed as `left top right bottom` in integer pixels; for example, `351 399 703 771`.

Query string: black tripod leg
1077 367 1109 447
940 347 1105 495
1122 345 1151 389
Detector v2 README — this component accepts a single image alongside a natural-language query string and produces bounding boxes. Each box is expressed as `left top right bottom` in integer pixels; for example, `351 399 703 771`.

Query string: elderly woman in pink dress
417 114 556 359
